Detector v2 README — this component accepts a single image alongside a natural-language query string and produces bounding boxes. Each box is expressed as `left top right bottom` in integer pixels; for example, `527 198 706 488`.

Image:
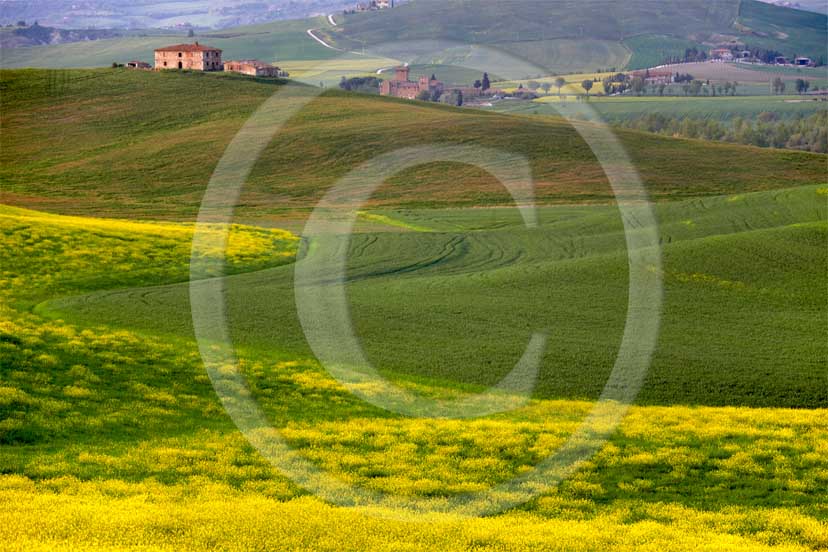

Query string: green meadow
493 95 828 122
1 68 827 550
2 69 824 220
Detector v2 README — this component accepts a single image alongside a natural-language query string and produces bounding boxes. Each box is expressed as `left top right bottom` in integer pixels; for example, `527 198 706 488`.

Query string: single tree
416 89 432 101
187 28 195 37
541 82 552 95
527 80 541 91
473 79 482 89
555 77 566 97
581 79 593 98
482 72 491 91
631 77 645 96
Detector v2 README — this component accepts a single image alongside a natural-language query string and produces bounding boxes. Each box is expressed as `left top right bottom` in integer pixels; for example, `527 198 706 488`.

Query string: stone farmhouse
224 60 287 77
380 66 443 99
629 69 674 84
709 48 734 61
154 42 223 71
379 66 493 102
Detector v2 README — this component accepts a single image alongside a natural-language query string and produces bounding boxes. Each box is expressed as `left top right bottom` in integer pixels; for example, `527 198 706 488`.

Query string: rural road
377 62 408 74
306 28 343 51
328 14 338 26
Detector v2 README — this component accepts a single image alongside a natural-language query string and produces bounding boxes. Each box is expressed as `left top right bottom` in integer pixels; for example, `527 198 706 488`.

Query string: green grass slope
0 17 339 69
736 0 828 59
326 0 826 72
48 185 828 409
2 199 827 550
1 68 824 222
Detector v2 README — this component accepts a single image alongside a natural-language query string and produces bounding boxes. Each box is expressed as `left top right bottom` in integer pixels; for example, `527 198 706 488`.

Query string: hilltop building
380 66 443 99
154 42 222 71
629 69 674 84
710 48 734 61
224 60 287 77
354 0 393 11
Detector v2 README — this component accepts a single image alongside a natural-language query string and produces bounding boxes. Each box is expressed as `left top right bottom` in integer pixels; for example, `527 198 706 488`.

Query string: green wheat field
1 65 827 550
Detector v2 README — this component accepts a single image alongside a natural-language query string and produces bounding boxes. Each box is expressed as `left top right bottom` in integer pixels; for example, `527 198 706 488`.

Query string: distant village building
629 69 673 84
354 0 393 11
795 57 815 67
126 61 151 70
710 48 734 61
224 60 287 77
775 56 790 65
380 66 443 99
154 42 223 71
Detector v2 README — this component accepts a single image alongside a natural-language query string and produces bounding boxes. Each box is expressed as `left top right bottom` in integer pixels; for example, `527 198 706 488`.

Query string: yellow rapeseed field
2 204 827 550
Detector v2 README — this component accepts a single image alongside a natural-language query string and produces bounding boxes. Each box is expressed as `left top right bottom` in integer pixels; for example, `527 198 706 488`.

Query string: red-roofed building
154 42 223 71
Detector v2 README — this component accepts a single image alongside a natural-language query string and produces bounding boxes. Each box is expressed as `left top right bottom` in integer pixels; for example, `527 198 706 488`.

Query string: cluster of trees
416 87 464 106
473 73 491 92
617 111 827 153
795 79 811 94
771 78 813 95
746 46 784 64
659 44 825 67
662 48 707 65
338 76 382 94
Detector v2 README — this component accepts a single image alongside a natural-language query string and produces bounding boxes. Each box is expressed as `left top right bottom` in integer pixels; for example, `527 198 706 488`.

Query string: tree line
616 111 827 153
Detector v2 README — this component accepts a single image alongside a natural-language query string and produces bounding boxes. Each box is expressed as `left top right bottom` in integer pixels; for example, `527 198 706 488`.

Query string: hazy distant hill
757 0 827 14
0 0 353 30
0 23 120 49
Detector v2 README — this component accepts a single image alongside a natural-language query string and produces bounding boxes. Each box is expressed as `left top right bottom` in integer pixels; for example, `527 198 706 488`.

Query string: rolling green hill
1 68 825 223
324 0 827 73
48 185 828 408
0 17 339 69
1 0 824 78
2 64 827 551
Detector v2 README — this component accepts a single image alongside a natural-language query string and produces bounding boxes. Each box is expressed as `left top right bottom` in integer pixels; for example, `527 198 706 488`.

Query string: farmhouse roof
226 59 277 68
154 42 222 53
